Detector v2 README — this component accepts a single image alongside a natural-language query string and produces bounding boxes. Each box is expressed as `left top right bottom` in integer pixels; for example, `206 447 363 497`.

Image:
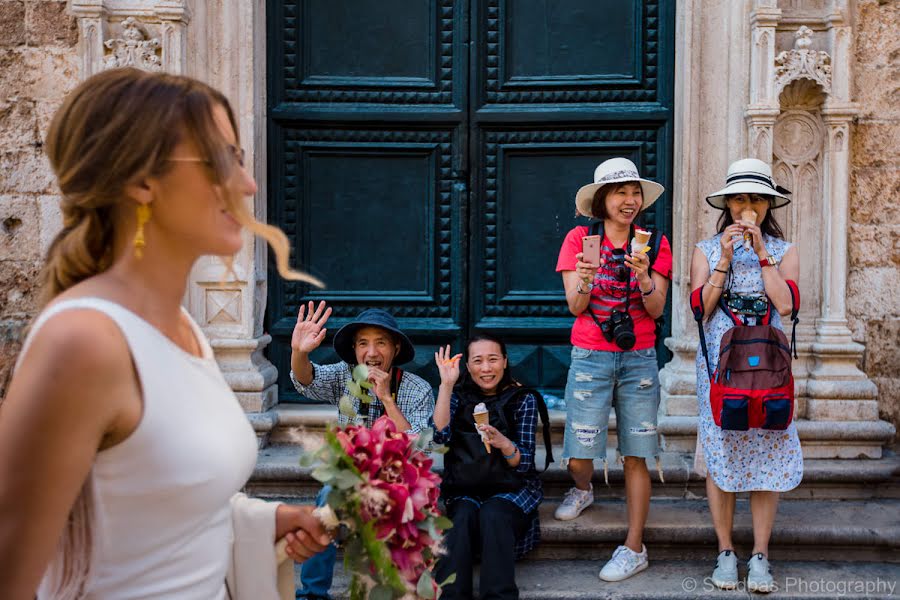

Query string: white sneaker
598 544 648 582
747 553 776 593
711 550 739 590
554 485 593 521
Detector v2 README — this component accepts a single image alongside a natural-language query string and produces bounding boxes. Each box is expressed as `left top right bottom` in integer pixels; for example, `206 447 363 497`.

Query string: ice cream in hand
631 227 652 255
473 402 491 453
742 209 757 250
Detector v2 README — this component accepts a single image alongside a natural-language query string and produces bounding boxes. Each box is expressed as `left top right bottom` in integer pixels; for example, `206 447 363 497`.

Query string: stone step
529 498 900 562
247 444 900 502
297 559 900 599
268 496 899 564
263 404 897 460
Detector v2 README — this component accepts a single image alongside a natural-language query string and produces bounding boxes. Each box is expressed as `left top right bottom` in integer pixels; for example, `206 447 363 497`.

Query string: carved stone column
67 1 278 444
659 0 752 452
185 0 279 442
746 2 781 162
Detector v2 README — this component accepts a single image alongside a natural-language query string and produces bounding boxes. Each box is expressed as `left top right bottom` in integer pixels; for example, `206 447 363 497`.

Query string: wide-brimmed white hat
575 158 664 218
705 158 791 209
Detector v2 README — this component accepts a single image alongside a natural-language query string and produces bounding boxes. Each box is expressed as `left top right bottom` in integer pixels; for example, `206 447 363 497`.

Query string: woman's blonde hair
41 67 320 305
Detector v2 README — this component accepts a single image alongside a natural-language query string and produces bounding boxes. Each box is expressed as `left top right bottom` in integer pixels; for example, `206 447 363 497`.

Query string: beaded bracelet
503 445 519 460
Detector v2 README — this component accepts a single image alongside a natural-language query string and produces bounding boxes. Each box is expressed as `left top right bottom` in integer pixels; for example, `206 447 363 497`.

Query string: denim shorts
562 345 661 462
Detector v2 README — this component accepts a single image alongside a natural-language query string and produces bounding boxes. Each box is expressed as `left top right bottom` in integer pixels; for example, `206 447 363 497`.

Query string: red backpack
691 281 800 431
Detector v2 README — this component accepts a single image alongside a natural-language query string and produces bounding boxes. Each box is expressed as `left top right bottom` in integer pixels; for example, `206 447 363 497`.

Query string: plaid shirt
431 390 543 557
290 362 434 435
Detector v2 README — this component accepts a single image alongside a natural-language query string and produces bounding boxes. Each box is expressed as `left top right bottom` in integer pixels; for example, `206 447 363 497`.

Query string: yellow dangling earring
133 203 151 259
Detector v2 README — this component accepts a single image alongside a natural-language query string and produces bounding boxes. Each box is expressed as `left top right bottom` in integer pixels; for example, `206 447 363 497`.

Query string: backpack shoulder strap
644 228 665 337
504 386 554 472
690 285 713 378
785 280 801 359
391 367 403 398
646 229 662 266
589 221 603 237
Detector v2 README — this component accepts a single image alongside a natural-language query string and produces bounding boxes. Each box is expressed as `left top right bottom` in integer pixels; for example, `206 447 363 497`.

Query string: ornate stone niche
660 0 893 459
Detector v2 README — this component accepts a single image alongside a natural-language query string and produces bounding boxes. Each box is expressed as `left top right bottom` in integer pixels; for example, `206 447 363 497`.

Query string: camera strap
585 221 660 334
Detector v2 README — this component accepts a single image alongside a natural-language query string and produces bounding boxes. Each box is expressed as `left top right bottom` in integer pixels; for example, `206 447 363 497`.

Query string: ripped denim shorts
561 345 661 463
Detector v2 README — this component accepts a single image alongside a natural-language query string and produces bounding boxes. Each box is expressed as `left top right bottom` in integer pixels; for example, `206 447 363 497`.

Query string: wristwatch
759 255 777 268
577 281 594 294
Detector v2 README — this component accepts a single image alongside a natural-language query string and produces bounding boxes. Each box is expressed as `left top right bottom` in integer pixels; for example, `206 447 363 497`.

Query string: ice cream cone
631 228 652 254
473 403 491 453
741 209 757 250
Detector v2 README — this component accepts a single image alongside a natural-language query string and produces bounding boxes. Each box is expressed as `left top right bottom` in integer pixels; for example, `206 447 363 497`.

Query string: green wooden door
266 0 675 402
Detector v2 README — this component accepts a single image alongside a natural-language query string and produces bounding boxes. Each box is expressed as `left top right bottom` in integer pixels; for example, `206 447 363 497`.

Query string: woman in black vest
431 334 543 600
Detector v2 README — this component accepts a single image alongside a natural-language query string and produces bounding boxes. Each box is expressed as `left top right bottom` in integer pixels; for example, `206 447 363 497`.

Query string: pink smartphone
582 235 601 266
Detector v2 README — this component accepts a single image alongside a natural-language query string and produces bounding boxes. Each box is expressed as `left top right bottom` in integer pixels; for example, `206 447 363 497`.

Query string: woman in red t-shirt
554 157 672 582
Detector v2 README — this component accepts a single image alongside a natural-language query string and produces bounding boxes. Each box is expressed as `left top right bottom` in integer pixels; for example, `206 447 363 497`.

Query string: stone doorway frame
67 0 893 453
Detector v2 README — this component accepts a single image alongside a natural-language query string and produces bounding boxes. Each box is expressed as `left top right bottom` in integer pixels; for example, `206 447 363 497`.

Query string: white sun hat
705 158 792 209
575 157 665 218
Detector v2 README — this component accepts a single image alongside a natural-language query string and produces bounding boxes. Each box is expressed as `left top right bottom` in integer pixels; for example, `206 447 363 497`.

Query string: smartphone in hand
582 235 601 267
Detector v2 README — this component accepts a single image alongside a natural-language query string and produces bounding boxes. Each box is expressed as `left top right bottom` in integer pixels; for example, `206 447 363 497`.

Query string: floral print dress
695 233 803 492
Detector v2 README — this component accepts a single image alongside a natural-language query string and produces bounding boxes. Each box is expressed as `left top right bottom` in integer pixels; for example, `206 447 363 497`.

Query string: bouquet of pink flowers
300 413 453 599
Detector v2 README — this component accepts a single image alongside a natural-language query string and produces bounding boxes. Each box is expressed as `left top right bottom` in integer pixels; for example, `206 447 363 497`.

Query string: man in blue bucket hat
290 302 434 600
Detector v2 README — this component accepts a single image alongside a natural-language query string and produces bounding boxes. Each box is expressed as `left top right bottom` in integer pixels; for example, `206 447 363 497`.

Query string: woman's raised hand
476 423 512 451
738 218 767 256
719 224 744 262
434 344 462 387
291 300 332 354
574 251 599 284
625 249 651 283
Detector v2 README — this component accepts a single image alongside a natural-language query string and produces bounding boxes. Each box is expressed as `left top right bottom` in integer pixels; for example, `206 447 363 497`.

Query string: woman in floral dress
689 158 803 594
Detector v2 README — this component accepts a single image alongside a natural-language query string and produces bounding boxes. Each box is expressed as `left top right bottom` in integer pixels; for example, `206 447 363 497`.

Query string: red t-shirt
556 225 673 351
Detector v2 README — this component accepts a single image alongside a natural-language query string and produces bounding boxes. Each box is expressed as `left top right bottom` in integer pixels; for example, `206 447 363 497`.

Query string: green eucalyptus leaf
351 364 369 382
368 585 393 600
359 380 374 390
311 465 338 483
415 427 434 449
339 395 357 418
433 515 453 531
416 570 436 599
333 469 362 490
298 452 318 468
430 444 449 455
439 573 457 587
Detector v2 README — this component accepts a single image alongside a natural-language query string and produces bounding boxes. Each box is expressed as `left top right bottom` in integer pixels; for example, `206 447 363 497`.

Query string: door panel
504 1 639 82
267 0 468 402
267 0 674 401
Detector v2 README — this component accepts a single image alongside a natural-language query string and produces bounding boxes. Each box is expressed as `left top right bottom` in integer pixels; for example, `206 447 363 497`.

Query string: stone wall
848 0 900 429
0 0 78 395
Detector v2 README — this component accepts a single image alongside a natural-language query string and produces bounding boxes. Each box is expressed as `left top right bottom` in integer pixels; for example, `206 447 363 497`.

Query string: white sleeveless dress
19 298 258 599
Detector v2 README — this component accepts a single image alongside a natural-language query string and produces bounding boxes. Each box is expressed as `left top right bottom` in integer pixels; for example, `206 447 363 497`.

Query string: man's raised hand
291 300 332 354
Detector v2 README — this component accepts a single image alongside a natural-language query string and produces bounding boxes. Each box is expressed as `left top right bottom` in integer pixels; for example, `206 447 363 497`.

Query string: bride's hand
275 504 331 562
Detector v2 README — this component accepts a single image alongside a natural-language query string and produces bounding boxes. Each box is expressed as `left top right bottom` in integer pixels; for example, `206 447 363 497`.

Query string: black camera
600 310 636 350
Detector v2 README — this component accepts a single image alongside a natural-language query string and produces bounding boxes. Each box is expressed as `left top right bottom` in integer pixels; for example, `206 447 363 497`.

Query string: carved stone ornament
774 110 823 164
774 26 832 96
103 17 162 72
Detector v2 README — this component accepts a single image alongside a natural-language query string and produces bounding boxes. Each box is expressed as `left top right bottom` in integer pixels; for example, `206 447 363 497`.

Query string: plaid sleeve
290 362 348 406
514 392 538 473
395 373 435 435
430 392 459 444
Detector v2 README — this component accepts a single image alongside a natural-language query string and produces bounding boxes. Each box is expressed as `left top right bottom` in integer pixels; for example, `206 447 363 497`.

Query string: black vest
441 384 542 498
